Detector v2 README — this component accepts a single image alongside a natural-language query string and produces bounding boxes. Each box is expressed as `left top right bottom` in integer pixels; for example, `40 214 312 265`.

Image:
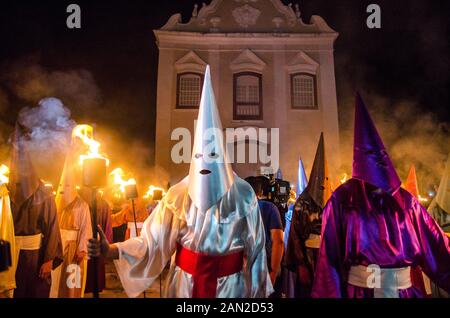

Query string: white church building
153 0 340 188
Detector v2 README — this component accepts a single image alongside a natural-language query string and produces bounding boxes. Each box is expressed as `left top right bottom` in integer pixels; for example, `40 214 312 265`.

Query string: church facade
154 0 340 188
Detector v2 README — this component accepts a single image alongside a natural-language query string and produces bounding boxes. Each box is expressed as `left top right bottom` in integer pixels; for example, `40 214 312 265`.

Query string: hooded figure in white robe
113 65 272 298
50 131 92 298
0 166 16 298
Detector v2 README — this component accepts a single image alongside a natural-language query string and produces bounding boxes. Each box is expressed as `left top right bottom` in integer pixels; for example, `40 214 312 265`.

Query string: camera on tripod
246 171 292 229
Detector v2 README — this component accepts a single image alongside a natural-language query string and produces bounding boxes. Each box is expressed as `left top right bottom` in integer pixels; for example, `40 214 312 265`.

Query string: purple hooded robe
312 178 450 298
312 94 450 298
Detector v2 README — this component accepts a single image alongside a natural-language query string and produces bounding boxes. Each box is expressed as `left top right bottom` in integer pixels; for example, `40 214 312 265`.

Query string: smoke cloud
96 127 169 191
17 97 76 182
0 56 159 191
337 85 449 194
1 55 101 114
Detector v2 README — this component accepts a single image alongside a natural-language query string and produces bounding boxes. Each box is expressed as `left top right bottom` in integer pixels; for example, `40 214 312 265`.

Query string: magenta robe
312 178 450 298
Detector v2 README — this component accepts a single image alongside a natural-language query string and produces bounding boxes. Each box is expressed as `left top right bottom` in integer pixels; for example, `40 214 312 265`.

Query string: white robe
114 176 273 298
50 197 92 298
0 184 16 297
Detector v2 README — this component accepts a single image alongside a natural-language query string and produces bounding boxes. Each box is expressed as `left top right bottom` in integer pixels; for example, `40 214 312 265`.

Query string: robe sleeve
76 201 92 254
285 204 310 270
0 187 16 295
40 196 63 269
244 197 273 297
311 196 346 298
113 200 182 298
102 203 113 242
111 208 127 228
413 201 450 293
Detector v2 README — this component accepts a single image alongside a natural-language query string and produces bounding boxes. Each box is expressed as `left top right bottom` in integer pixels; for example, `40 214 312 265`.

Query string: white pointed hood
188 65 234 211
55 134 83 212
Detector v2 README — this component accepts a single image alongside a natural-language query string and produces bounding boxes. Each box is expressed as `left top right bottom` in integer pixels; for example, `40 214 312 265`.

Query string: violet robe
84 197 112 294
312 179 450 298
12 183 63 298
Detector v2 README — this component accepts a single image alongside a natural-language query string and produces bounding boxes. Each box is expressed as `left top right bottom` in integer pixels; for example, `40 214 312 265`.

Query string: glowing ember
110 168 136 193
418 195 428 203
72 124 110 166
143 185 166 199
0 164 10 184
43 181 53 188
42 181 56 194
340 173 348 184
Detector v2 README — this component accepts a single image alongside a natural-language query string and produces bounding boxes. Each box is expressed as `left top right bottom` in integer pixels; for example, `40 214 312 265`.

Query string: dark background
0 0 448 186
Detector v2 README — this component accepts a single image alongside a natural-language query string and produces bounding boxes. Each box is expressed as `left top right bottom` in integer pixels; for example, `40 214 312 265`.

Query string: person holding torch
71 124 112 298
88 66 272 298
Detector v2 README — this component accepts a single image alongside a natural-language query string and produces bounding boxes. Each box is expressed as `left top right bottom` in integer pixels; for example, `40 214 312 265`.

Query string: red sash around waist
175 243 244 298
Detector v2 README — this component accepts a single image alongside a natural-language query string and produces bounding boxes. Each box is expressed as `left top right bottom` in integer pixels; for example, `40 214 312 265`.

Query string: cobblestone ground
85 260 167 298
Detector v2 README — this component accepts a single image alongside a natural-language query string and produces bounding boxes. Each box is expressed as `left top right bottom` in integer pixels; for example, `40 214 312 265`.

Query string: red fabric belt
175 243 244 298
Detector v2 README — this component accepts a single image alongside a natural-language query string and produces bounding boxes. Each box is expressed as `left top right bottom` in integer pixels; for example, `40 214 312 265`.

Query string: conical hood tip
305 133 331 208
352 93 401 194
187 65 234 211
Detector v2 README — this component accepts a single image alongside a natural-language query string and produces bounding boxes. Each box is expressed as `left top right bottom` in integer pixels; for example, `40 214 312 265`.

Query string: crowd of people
1 65 449 298
0 124 160 298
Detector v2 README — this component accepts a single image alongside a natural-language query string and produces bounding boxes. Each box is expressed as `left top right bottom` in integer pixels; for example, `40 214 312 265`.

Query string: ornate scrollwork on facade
232 4 261 28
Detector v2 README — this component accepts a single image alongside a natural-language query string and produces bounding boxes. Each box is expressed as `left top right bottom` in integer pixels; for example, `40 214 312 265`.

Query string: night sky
0 0 449 184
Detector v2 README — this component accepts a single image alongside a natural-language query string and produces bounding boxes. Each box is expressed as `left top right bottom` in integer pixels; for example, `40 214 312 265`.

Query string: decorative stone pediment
230 49 266 73
158 0 337 35
285 51 319 74
174 51 207 73
232 4 261 28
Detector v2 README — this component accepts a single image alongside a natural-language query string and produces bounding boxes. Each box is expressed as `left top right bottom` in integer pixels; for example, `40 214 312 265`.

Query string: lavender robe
312 179 450 298
12 183 63 298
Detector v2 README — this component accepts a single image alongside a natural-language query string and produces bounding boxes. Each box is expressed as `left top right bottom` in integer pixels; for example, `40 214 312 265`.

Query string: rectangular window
176 73 203 108
291 73 318 109
233 72 262 120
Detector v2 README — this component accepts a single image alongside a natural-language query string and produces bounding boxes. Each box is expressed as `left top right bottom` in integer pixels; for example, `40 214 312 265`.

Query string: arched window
233 72 262 120
291 73 318 109
176 72 203 108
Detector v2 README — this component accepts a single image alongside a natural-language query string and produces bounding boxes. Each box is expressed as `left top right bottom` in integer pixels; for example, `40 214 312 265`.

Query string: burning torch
73 124 109 299
110 168 139 238
143 185 166 201
110 168 145 297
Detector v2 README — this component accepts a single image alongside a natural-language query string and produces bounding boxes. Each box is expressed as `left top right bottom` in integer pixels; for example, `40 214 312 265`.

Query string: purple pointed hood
352 93 401 194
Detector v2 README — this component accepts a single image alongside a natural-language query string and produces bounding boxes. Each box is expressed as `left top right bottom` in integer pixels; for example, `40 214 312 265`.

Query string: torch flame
143 185 166 199
73 124 109 166
110 168 136 193
0 164 9 184
340 173 348 184
418 194 428 203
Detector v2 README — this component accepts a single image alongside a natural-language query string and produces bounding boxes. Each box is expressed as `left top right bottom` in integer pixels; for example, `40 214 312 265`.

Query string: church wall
156 40 341 186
